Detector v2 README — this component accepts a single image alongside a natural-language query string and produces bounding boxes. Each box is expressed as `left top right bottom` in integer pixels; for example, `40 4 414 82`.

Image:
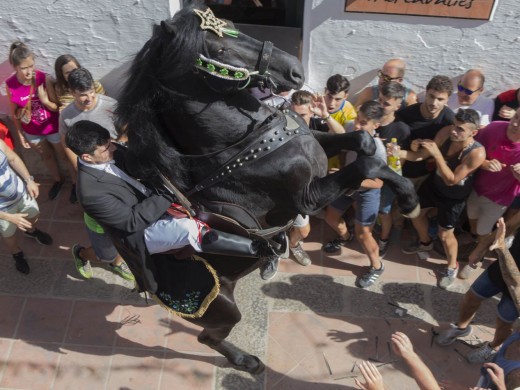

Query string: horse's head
160 4 304 94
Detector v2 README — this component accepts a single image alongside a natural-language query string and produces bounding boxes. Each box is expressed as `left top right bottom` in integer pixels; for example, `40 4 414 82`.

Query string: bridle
193 8 275 92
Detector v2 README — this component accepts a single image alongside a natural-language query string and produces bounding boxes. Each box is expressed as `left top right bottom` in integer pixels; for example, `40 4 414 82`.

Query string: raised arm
493 218 520 311
391 332 441 390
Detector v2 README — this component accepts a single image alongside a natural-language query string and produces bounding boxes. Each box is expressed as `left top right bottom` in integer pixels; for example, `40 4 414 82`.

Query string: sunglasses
457 82 482 95
378 70 401 83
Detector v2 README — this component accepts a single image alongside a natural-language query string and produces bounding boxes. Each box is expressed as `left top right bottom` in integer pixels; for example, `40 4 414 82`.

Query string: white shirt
447 94 494 127
78 158 151 197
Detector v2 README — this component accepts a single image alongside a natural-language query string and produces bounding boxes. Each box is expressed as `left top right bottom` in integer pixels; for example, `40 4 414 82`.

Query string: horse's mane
115 1 207 191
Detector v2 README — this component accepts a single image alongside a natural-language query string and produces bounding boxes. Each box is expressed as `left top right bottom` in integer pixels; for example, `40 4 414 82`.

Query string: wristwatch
24 176 34 183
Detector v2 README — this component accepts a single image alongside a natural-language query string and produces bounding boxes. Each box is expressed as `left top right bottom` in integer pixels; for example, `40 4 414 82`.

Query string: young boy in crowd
375 81 411 258
323 101 386 288
323 74 357 169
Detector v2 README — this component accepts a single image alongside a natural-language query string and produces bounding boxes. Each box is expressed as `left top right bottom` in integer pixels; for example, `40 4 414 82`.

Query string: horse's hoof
245 355 265 375
402 204 421 219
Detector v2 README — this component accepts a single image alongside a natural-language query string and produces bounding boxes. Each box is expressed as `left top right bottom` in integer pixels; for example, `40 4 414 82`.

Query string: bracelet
323 114 331 121
24 176 34 183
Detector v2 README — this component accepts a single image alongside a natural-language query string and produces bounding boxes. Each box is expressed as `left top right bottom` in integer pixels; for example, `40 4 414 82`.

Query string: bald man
448 69 494 127
355 59 418 110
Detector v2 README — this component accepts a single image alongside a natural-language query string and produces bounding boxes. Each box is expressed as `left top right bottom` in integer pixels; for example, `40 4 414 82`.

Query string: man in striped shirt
0 139 52 274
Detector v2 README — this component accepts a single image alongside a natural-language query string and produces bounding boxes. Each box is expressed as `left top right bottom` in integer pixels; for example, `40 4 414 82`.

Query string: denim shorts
471 269 519 323
23 131 61 144
329 188 381 226
378 184 395 215
510 195 520 210
86 226 117 262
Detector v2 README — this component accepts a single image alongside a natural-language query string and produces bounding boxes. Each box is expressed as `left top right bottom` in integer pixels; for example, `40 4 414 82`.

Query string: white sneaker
467 342 497 364
459 264 477 279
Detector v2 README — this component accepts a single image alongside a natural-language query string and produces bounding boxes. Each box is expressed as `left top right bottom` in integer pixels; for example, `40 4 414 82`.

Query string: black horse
115 2 419 373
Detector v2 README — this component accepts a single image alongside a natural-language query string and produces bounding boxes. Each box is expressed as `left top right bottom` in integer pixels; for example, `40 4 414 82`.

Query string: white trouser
144 215 203 254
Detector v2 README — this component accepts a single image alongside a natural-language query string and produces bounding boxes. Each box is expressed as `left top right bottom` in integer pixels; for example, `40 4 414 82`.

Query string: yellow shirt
328 100 357 169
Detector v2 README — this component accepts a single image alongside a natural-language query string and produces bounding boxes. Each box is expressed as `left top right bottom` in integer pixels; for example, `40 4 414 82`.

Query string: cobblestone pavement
0 182 501 389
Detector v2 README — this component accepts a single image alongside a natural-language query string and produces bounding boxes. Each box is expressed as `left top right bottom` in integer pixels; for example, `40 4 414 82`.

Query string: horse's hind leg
187 283 265 374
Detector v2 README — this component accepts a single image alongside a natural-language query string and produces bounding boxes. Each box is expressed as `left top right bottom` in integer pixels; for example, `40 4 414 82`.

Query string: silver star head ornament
194 8 227 38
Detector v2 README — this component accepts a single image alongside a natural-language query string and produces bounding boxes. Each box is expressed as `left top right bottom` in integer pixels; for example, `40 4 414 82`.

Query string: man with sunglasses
355 59 418 110
448 69 494 127
396 109 485 288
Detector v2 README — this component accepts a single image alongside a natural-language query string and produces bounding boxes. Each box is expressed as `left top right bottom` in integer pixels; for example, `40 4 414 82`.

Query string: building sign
345 0 498 20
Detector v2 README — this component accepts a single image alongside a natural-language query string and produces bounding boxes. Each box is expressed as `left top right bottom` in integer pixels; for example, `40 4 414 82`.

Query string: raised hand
391 331 416 361
354 361 385 390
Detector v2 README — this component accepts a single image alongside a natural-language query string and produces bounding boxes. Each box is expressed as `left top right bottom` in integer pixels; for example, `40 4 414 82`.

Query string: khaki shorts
466 190 507 236
0 193 40 238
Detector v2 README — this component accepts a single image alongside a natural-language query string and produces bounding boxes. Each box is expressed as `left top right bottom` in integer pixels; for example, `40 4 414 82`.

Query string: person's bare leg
325 206 349 240
439 227 458 269
379 212 392 241
456 290 483 329
289 223 310 248
3 234 21 254
78 246 103 263
489 317 514 350
355 223 381 270
412 208 432 244
31 140 62 182
468 233 494 267
111 253 125 266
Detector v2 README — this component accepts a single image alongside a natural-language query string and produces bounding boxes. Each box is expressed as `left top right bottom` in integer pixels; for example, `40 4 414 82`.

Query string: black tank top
432 138 482 200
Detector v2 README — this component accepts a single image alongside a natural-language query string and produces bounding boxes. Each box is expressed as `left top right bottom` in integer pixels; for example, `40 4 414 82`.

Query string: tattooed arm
493 218 520 311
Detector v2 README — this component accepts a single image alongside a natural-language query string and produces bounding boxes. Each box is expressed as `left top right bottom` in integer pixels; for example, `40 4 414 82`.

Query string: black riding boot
200 228 286 258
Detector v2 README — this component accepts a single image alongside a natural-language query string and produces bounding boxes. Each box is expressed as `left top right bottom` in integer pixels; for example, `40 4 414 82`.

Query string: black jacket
76 145 171 292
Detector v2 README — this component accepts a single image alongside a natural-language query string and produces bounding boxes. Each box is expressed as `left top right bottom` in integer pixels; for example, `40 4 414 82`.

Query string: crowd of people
1 40 520 388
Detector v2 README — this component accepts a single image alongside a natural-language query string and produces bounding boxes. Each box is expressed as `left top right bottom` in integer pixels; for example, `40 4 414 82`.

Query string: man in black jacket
66 120 283 292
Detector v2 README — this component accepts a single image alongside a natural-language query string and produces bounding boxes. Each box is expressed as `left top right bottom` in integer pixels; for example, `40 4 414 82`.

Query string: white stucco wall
302 0 519 101
0 0 181 116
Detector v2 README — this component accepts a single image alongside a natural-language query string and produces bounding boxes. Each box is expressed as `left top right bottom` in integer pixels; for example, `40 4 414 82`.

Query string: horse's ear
161 20 177 36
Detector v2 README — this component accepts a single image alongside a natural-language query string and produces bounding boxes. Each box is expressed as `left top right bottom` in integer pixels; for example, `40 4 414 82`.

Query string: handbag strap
25 78 34 114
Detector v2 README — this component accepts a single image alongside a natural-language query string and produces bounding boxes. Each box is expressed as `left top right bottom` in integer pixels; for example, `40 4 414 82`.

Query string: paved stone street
0 180 501 389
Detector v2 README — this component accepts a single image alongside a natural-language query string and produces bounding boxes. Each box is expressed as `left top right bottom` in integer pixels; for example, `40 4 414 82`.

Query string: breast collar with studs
186 109 311 197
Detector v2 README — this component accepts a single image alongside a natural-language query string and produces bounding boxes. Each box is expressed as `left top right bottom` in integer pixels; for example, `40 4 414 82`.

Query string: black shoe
260 256 280 280
49 181 64 200
13 252 29 274
24 229 53 246
69 184 78 204
323 233 354 253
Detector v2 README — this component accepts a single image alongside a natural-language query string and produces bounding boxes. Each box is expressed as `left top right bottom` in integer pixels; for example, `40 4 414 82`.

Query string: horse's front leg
312 130 376 158
296 156 420 218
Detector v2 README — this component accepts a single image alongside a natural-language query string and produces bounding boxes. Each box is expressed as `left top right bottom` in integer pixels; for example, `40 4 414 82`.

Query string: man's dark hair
455 108 480 129
326 74 350 95
380 81 406 101
291 90 314 106
68 68 95 92
66 120 111 156
359 101 384 123
426 75 453 97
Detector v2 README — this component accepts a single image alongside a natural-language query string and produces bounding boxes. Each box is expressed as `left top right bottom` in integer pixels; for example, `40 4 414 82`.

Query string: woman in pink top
5 42 66 200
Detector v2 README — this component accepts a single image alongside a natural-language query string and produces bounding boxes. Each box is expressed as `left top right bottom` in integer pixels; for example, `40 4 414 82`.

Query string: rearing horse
115 2 419 374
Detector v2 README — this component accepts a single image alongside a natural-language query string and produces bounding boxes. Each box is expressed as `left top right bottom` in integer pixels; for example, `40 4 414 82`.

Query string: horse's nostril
290 65 304 86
